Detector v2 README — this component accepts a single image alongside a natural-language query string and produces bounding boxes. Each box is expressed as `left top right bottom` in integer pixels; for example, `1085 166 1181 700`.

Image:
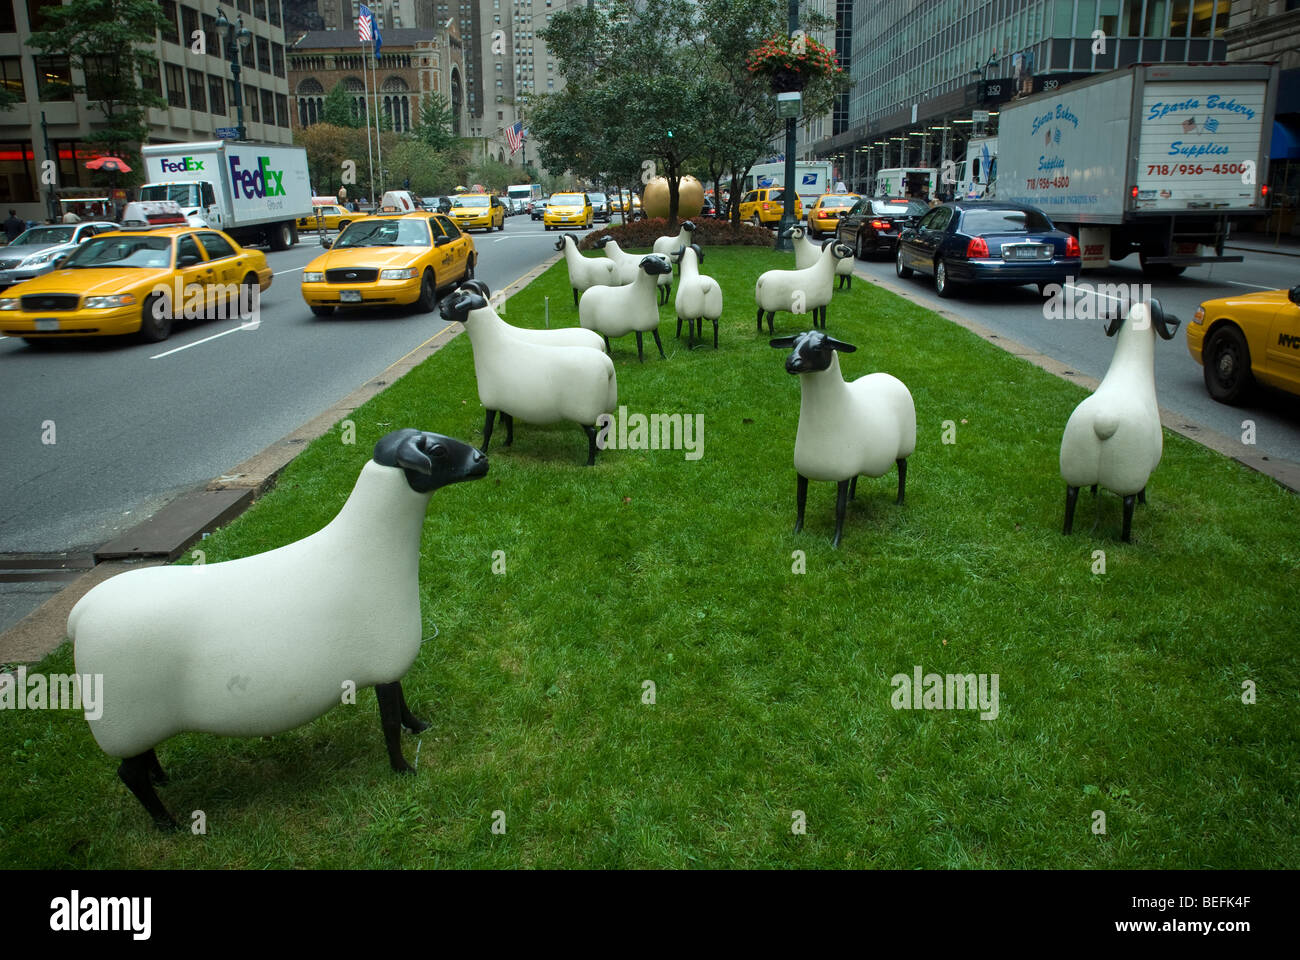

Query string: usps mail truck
139 141 313 250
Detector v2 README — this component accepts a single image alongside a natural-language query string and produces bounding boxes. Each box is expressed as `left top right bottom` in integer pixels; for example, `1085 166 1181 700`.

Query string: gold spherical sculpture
641 175 704 220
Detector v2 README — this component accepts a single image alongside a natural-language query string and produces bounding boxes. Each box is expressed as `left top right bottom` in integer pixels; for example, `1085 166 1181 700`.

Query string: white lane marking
1063 281 1127 302
149 322 256 359
1224 280 1275 290
273 266 305 276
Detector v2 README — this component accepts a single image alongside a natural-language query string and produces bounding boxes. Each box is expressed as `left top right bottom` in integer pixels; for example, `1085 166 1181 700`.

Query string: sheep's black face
770 330 857 375
373 429 489 493
594 236 613 249
640 254 672 276
689 243 703 265
681 221 696 233
439 289 487 325
459 278 490 299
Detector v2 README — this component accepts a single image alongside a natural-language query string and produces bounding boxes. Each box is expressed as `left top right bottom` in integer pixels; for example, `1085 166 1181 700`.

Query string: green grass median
2 246 1296 868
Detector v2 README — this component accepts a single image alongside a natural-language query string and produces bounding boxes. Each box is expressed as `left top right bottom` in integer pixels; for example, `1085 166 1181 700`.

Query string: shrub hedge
575 217 777 252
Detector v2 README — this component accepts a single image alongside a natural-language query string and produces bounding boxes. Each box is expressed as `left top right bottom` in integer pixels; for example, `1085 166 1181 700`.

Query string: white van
873 168 938 200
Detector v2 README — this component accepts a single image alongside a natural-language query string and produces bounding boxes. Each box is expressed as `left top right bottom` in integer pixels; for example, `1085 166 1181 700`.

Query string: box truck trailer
995 63 1278 275
139 141 313 250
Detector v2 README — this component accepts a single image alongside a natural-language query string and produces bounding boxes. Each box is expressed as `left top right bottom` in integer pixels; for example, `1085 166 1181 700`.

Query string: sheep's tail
1093 413 1120 442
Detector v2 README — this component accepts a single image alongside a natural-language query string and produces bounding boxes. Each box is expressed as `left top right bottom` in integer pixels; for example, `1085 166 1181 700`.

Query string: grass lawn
2 245 1297 868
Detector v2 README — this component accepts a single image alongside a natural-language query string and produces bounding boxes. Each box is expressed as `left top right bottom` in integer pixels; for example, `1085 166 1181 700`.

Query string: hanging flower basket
746 31 841 93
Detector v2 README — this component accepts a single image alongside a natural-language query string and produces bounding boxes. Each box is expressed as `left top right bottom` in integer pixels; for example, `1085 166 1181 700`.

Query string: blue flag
374 24 382 59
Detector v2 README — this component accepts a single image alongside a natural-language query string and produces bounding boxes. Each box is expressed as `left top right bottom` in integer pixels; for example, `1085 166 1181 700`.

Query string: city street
0 216 589 631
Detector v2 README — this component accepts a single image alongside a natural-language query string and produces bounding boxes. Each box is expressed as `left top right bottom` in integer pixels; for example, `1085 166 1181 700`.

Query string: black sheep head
593 236 614 249
770 329 857 375
681 220 696 233
1103 298 1180 340
373 429 488 493
438 287 488 325
640 254 672 276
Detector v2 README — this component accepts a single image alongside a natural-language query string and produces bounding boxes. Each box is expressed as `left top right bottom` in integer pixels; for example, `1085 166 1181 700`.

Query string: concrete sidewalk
1225 232 1300 258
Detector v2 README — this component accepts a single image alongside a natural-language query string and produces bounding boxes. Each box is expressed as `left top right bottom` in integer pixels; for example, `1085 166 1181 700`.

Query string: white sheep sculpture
595 235 673 305
790 224 855 291
579 253 674 362
442 286 617 464
1060 299 1181 542
554 232 618 307
653 220 697 265
458 278 606 352
756 238 852 334
673 243 722 349
69 428 488 829
770 330 916 548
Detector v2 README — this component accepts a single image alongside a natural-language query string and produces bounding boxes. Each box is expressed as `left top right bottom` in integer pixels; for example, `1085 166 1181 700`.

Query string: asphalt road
852 244 1300 464
0 215 586 632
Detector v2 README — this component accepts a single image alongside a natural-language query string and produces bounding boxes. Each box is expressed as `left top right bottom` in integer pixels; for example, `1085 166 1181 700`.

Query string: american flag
358 4 374 42
506 121 523 155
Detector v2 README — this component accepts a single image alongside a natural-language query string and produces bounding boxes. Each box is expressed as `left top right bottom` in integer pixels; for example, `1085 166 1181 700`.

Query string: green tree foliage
322 82 361 128
412 94 459 152
27 0 169 166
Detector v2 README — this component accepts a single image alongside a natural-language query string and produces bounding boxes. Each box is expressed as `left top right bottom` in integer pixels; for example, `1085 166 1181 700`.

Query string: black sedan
836 197 930 259
895 201 1081 298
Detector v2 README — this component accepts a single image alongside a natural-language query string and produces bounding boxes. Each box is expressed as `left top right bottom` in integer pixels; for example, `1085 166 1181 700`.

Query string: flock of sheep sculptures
68 221 1179 828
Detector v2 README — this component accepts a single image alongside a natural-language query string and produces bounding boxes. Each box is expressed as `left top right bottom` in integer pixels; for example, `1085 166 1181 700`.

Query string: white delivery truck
873 167 939 200
744 160 834 216
506 183 543 205
954 138 998 200
996 63 1278 275
139 141 313 250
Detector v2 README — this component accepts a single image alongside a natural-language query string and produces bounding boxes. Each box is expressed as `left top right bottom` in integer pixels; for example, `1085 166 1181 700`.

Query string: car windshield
452 197 489 208
12 227 76 246
63 235 171 269
961 208 1053 234
139 184 198 205
766 189 786 201
552 194 585 205
334 218 430 248
874 199 929 216
819 196 857 209
588 193 607 203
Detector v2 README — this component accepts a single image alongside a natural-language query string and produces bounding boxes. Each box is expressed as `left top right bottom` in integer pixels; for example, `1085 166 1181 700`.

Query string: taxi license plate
340 290 362 303
35 318 59 331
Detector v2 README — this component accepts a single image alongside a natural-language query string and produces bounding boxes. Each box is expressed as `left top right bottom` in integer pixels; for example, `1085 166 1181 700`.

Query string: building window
236 0 249 12
0 141 36 203
269 0 280 27
272 43 284 78
0 56 24 99
164 63 186 106
52 140 92 188
261 88 274 126
0 0 15 32
187 68 206 111
275 92 288 127
203 13 221 58
181 4 199 44
245 83 259 122
253 0 265 20
160 0 180 44
227 79 238 114
257 37 270 73
140 61 162 98
33 55 73 102
209 74 226 114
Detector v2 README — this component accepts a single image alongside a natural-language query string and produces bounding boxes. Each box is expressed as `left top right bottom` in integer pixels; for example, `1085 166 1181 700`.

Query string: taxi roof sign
121 199 188 228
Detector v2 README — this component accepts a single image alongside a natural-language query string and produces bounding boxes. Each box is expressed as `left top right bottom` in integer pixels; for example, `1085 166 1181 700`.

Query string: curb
859 267 1300 495
0 252 565 667
1224 244 1300 259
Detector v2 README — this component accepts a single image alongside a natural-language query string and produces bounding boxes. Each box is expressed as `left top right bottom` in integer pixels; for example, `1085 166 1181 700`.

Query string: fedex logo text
159 157 204 173
229 155 286 199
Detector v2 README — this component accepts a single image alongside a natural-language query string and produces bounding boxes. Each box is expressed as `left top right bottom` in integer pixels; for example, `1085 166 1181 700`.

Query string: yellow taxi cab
297 203 358 232
448 193 505 232
738 187 803 228
544 192 594 230
1187 284 1300 404
0 201 271 344
300 211 476 316
807 193 861 238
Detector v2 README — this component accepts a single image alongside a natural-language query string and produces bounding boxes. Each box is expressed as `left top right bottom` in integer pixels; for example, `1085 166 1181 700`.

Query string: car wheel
895 245 913 278
21 338 57 349
338 220 351 232
855 233 866 260
751 215 762 229
416 269 438 312
310 305 335 317
1203 324 1253 405
464 254 476 281
139 293 172 342
269 221 293 251
934 258 956 298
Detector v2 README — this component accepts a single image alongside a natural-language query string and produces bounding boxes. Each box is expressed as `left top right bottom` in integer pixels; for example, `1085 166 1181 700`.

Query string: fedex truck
139 141 313 250
996 63 1278 275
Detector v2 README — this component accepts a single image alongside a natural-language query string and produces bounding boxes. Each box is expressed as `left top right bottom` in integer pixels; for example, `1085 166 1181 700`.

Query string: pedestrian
3 209 24 241
62 209 80 223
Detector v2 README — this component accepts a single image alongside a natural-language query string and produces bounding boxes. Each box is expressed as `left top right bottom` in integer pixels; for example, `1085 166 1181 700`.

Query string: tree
466 158 516 192
322 82 360 128
28 0 168 163
412 94 459 152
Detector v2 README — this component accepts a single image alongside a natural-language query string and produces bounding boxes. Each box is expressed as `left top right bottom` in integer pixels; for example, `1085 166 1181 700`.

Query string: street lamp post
774 0 799 253
215 7 253 140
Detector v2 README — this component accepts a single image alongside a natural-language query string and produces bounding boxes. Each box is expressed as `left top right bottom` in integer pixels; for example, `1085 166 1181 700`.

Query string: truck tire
269 221 293 252
1139 252 1186 278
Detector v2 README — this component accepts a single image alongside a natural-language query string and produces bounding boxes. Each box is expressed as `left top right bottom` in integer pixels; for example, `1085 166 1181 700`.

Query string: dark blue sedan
895 201 1081 299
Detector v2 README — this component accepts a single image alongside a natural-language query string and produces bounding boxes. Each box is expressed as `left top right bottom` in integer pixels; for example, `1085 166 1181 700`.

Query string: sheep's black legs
1121 494 1136 543
396 681 428 734
833 479 850 549
583 424 598 466
652 329 665 359
896 457 907 505
603 335 612 353
1138 487 1146 505
1063 485 1080 534
850 476 858 500
502 413 514 447
756 307 764 332
676 316 683 338
118 752 178 830
794 474 808 534
711 318 718 349
375 681 413 773
767 312 775 334
1091 484 1098 496
635 331 645 363
147 747 168 785
572 288 579 307
482 408 496 450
